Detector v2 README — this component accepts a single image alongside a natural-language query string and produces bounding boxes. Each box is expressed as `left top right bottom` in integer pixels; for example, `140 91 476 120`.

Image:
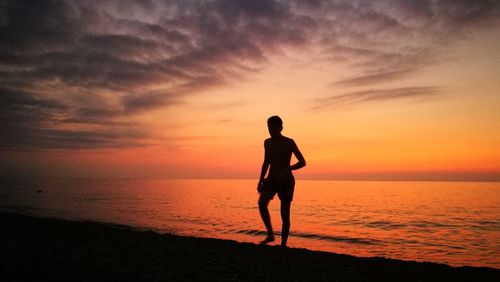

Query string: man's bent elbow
300 160 306 168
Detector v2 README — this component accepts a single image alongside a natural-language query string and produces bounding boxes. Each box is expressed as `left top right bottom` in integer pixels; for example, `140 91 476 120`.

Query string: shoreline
1 212 498 281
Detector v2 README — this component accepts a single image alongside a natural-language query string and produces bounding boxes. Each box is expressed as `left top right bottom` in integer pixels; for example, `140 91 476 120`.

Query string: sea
0 178 498 269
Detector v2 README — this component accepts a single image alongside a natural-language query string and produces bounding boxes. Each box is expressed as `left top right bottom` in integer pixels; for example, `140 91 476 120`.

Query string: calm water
0 178 499 268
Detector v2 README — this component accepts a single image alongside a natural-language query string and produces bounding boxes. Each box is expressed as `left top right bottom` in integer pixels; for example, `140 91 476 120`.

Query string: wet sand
1 212 498 281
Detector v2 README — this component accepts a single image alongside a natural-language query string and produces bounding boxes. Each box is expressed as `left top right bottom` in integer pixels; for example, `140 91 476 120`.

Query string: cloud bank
1 0 499 148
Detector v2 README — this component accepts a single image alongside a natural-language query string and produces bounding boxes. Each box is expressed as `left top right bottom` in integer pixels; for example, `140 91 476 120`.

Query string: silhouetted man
257 115 306 247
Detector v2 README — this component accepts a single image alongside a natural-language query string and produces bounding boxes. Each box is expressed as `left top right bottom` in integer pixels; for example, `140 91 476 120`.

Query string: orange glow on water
3 179 498 268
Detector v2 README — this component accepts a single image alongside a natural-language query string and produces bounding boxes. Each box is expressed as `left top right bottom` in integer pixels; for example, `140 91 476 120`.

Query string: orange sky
1 1 499 181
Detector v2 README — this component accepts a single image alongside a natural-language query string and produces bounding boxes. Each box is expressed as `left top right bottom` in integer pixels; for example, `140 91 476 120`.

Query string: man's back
265 136 296 177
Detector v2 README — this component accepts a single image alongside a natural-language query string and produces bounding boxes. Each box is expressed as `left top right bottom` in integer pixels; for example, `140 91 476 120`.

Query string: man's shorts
261 173 295 202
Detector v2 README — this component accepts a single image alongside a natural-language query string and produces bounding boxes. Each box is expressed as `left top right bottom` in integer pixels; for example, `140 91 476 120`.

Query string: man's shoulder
265 136 295 145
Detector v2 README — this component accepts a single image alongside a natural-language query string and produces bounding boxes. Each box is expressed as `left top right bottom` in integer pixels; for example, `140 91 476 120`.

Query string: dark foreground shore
1 213 498 281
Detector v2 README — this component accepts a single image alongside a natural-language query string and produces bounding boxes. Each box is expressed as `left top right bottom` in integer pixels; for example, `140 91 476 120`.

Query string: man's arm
290 140 306 171
258 141 270 191
259 160 270 182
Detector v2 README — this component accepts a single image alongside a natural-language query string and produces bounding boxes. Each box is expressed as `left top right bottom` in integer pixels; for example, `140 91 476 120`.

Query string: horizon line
0 176 499 183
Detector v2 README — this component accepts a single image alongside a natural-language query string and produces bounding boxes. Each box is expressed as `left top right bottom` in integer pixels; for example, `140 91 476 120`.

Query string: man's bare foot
259 235 275 245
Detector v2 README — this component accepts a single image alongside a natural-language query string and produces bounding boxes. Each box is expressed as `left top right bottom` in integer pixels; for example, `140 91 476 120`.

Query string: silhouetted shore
1 213 498 281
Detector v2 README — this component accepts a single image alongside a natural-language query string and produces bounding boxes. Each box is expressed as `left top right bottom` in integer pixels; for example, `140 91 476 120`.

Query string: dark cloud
0 86 146 149
311 87 441 110
0 0 499 149
318 0 500 84
0 0 308 149
123 91 178 114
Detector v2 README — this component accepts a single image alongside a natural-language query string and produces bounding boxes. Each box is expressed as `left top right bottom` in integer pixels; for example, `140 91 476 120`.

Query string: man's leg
280 200 291 247
258 194 274 244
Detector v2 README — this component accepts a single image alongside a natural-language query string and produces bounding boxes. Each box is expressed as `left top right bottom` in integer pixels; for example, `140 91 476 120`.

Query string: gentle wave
235 229 381 245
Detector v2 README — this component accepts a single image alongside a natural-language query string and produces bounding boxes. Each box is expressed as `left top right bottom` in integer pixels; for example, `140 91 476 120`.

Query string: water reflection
0 178 498 268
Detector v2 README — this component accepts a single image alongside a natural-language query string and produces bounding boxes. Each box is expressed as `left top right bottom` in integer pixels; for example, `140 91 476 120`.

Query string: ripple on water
365 220 407 230
234 229 382 245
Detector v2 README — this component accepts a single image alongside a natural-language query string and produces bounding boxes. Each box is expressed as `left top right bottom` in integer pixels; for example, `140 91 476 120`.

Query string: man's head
267 115 283 138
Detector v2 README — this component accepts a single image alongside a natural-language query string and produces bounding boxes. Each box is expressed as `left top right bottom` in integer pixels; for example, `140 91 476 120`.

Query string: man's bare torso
265 136 295 177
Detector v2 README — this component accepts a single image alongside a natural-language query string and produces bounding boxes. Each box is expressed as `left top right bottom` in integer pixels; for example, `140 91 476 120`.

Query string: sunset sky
1 0 499 181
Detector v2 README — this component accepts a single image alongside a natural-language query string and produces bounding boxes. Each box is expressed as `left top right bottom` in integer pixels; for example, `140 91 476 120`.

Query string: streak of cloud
311 87 441 110
332 69 417 87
